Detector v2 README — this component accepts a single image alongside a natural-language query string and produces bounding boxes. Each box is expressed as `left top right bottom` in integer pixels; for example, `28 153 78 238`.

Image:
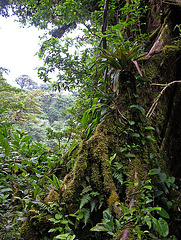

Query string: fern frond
32 200 52 212
79 194 91 209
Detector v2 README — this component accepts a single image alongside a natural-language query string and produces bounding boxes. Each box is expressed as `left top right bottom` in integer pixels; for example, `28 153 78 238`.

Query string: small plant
90 177 173 239
48 202 78 240
75 177 104 228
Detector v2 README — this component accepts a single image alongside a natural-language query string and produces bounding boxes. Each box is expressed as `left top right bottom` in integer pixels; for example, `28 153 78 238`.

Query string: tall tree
15 74 38 90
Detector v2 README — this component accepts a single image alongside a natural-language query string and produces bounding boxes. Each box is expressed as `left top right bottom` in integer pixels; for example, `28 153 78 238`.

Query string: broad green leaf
0 187 12 193
81 109 89 127
148 169 158 175
103 209 113 221
143 185 152 190
130 105 145 114
144 215 152 229
90 224 107 232
120 205 131 215
60 219 68 224
13 134 20 141
22 135 31 142
152 217 169 237
157 208 170 219
48 218 60 223
112 24 123 30
115 219 121 229
146 135 155 142
55 213 63 220
148 207 161 212
145 126 155 130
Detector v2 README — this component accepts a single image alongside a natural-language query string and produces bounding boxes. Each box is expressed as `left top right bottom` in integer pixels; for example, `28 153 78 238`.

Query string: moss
107 190 119 208
91 161 102 190
61 111 121 210
45 189 60 203
163 45 181 56
20 222 36 240
20 212 51 240
126 157 148 204
144 55 162 83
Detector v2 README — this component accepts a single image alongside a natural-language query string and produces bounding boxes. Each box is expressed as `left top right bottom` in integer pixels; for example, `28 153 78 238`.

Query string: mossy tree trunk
20 1 181 239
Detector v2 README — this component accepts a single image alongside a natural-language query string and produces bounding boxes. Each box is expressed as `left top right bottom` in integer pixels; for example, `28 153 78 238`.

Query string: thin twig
111 100 127 122
146 80 181 118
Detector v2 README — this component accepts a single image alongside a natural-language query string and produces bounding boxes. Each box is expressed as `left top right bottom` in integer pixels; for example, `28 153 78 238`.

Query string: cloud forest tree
1 0 181 239
15 74 38 90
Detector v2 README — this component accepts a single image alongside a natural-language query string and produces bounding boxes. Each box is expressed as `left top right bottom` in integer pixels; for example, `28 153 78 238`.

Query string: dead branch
146 80 181 118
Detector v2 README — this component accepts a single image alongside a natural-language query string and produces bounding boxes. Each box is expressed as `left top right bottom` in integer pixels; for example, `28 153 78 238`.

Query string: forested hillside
0 0 181 240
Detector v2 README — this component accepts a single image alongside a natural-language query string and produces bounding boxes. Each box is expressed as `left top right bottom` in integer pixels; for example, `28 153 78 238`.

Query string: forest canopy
0 0 181 239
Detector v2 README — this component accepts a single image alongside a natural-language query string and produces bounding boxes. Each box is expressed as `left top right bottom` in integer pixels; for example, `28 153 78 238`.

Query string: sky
0 15 44 86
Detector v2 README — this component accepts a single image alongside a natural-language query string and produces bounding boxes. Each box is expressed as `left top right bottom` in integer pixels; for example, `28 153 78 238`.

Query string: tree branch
146 80 181 118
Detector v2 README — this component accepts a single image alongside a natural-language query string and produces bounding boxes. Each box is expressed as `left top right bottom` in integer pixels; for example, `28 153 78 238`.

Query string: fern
32 200 52 213
79 194 91 209
113 172 124 185
76 208 90 226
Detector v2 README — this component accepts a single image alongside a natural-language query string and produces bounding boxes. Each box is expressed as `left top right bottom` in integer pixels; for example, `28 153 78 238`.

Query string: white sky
0 16 44 86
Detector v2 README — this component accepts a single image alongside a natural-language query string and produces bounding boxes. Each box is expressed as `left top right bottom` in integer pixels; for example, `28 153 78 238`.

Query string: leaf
90 224 107 232
148 169 158 175
152 217 169 237
130 105 145 114
143 185 152 190
145 126 155 130
80 194 91 209
148 207 162 213
90 199 96 212
146 135 155 142
125 153 135 158
103 223 114 235
157 208 170 219
109 153 117 164
120 205 131 215
53 174 62 191
21 135 31 142
60 219 68 224
14 134 20 141
81 109 89 127
112 24 123 30
55 234 76 239
128 120 135 125
0 187 13 193
55 213 63 220
144 215 152 229
130 133 140 138
103 209 113 221
83 208 90 226
115 219 121 229
49 218 60 224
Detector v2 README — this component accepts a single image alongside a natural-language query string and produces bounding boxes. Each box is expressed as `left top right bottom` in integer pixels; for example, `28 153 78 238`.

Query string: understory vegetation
0 0 181 239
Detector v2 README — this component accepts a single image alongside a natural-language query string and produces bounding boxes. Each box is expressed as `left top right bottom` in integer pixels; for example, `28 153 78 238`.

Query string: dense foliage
0 0 181 239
